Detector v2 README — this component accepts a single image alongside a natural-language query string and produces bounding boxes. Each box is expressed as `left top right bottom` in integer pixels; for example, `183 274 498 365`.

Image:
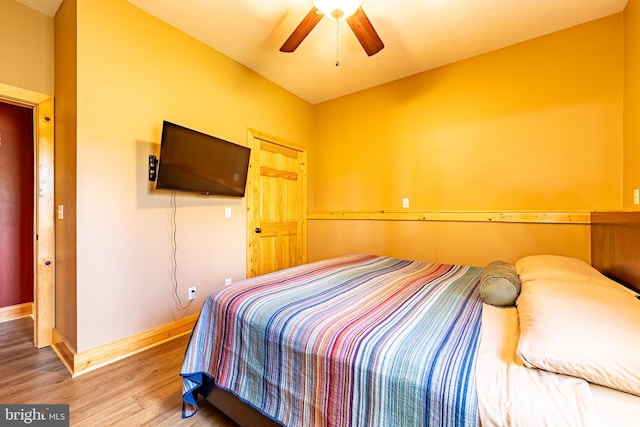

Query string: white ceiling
18 0 628 104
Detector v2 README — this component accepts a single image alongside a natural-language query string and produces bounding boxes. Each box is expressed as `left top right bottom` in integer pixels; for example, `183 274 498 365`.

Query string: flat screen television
155 121 251 197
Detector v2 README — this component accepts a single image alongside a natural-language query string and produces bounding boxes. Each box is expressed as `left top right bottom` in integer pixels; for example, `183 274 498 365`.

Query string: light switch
225 207 232 218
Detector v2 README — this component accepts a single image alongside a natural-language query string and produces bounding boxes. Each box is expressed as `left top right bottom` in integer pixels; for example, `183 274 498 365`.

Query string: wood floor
0 317 239 426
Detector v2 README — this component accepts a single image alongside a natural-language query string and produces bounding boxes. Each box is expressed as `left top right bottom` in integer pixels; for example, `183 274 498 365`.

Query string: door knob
255 227 262 234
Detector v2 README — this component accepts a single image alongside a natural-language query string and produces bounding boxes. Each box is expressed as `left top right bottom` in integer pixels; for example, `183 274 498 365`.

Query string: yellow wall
624 0 640 207
309 15 624 266
54 0 79 350
55 0 314 352
309 220 591 267
5 0 633 352
0 1 53 95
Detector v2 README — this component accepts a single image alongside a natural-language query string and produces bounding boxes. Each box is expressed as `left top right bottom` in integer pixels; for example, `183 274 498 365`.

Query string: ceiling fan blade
280 7 323 53
346 7 384 56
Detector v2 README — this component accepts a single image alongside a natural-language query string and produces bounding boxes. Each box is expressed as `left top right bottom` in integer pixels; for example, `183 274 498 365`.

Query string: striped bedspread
182 254 483 426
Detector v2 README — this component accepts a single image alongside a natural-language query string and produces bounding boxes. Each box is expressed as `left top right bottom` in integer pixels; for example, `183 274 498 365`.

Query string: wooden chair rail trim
307 210 591 224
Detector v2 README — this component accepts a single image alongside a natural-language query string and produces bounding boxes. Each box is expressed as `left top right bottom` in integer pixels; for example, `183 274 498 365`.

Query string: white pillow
516 277 640 396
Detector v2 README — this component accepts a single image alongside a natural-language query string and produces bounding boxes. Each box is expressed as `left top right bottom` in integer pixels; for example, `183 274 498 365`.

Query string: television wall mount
148 155 158 181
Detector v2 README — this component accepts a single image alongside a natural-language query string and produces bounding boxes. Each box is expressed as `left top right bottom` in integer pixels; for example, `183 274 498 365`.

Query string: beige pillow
516 277 640 396
515 254 604 283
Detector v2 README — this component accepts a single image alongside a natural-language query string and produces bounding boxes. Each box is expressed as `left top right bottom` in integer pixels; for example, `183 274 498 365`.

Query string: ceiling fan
280 0 384 57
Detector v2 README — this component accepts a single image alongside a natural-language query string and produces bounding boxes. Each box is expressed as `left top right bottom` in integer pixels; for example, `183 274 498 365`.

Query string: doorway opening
0 83 54 348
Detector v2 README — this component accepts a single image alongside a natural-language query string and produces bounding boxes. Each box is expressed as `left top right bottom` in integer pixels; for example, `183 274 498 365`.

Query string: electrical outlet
402 198 409 209
634 189 639 205
225 278 232 286
188 287 197 300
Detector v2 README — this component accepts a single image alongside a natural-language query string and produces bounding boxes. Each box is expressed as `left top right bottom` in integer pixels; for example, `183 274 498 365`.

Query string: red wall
0 102 34 307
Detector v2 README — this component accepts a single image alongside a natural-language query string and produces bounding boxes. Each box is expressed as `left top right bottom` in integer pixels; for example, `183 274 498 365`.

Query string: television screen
155 121 251 197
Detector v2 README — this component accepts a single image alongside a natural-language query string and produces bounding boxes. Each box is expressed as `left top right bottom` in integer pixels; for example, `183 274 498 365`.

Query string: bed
181 211 640 426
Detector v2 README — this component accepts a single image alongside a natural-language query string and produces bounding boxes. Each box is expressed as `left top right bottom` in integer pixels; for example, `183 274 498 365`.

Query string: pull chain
335 20 340 67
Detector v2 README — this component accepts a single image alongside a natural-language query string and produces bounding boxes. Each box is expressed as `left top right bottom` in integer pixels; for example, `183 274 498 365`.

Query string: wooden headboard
591 211 640 293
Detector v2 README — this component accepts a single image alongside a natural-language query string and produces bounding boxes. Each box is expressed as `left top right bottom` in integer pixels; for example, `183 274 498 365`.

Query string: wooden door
246 129 307 278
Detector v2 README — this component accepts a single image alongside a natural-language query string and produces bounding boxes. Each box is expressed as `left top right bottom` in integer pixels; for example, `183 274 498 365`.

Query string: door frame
0 83 54 348
246 128 308 278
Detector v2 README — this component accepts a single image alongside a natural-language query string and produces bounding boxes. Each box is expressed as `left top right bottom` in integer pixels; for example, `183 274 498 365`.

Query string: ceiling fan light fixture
280 0 383 57
313 0 363 21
